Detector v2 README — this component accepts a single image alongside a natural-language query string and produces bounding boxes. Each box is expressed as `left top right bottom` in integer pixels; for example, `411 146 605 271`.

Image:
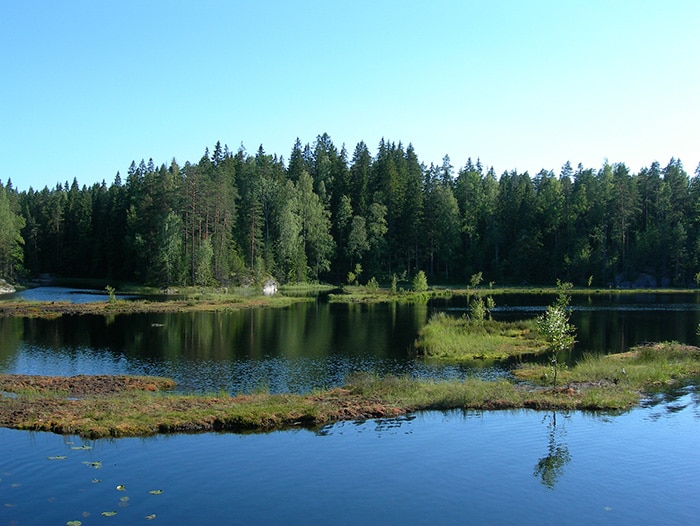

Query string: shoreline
0 295 312 318
2 342 697 438
2 284 698 319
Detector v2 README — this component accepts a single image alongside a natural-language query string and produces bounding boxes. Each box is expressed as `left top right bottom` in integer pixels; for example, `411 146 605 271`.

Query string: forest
1 134 699 289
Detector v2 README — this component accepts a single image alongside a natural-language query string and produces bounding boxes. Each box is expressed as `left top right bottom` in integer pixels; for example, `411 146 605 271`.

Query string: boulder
0 279 16 295
262 279 278 296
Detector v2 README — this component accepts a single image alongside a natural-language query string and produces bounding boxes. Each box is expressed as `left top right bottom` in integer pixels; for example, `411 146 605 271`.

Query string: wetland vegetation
1 339 698 438
415 313 545 362
1 283 700 438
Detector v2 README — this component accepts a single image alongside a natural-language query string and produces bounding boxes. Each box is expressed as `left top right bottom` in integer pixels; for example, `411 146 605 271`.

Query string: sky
2 0 699 191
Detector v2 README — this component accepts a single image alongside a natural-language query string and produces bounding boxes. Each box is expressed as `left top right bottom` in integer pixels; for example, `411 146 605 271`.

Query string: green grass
344 372 635 411
514 342 700 391
415 312 547 362
329 286 452 304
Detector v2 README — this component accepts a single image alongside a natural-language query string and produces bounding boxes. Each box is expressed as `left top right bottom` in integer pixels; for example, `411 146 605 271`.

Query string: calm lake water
2 394 698 525
1 288 700 524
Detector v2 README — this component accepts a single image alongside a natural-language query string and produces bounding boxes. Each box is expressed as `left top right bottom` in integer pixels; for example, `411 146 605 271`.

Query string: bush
366 276 379 292
413 270 428 292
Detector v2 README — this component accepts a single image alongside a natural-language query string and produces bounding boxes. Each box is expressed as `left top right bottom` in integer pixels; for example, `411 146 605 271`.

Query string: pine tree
0 182 25 278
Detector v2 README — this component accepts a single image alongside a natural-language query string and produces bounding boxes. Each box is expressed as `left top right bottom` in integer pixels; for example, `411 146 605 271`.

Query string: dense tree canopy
3 135 700 288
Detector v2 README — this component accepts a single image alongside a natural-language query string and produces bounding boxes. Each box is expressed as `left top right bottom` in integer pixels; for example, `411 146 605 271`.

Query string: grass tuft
415 312 547 361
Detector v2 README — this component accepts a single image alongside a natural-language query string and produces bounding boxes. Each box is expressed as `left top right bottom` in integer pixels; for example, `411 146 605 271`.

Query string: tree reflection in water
534 411 571 489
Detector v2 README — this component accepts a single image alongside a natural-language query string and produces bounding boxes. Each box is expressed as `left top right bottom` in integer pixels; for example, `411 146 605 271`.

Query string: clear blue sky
2 0 699 191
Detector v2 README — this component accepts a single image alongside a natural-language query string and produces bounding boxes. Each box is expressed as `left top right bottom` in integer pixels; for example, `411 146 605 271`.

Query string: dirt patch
0 374 175 397
310 388 405 421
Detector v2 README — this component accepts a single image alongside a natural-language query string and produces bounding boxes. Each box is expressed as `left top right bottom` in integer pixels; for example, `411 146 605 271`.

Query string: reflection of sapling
534 411 571 489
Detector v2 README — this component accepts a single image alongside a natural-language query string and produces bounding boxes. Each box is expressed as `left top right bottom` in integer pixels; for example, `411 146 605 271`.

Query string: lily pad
66 521 82 526
82 461 102 469
116 485 126 491
145 514 156 520
92 478 102 484
101 511 117 517
71 445 93 450
149 489 163 495
48 455 67 460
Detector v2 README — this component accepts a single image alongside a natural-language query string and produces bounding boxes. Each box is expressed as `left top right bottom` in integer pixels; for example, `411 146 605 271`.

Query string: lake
2 394 698 525
2 290 699 393
1 288 699 524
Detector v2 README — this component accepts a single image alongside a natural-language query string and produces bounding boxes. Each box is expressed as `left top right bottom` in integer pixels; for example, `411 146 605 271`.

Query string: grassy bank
328 286 452 304
415 312 546 361
0 294 312 319
0 375 626 439
328 283 699 305
514 342 700 389
2 342 698 438
456 286 700 296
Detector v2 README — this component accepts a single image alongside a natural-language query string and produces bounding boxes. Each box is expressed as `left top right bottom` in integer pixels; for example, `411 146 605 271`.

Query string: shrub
366 276 379 292
413 270 428 292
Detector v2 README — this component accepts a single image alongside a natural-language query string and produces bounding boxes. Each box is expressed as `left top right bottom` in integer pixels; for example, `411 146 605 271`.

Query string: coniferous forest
1 134 699 289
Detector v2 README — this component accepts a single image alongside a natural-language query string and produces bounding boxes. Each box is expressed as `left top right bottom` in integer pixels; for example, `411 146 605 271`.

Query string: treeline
1 134 699 288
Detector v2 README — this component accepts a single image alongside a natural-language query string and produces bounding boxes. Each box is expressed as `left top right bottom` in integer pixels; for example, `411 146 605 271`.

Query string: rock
0 279 16 295
262 279 278 296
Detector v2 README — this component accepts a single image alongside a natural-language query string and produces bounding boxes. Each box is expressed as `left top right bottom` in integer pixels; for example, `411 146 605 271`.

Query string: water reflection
0 316 23 365
1 292 699 394
642 382 700 421
317 414 418 436
0 301 483 394
533 411 571 489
